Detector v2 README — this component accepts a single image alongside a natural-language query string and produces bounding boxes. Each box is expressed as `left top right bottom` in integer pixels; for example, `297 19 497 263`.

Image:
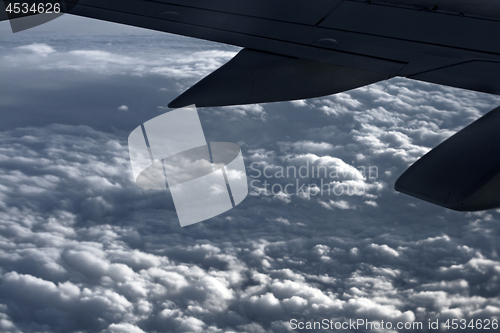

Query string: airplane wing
395 105 500 211
4 0 500 211
4 0 500 106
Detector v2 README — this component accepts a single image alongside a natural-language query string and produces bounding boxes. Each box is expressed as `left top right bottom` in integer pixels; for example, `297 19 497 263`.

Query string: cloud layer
1 24 500 333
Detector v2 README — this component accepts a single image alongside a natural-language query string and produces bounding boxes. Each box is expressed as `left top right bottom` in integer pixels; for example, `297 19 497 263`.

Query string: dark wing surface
65 0 500 104
4 0 500 105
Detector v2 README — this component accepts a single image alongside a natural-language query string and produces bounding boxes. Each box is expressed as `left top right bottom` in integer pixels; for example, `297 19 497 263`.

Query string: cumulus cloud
208 104 267 121
15 43 56 56
3 43 238 82
278 141 334 154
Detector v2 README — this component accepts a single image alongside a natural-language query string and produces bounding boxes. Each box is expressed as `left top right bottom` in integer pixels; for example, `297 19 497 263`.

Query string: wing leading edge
169 48 388 108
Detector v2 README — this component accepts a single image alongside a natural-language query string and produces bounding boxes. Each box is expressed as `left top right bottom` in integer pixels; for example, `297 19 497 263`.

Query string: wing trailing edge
396 105 500 211
168 48 389 108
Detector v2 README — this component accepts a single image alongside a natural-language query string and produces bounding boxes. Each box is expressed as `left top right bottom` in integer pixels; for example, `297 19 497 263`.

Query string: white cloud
2 43 238 82
278 140 334 154
15 43 56 56
102 323 146 333
210 104 267 121
289 99 308 107
318 199 352 210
